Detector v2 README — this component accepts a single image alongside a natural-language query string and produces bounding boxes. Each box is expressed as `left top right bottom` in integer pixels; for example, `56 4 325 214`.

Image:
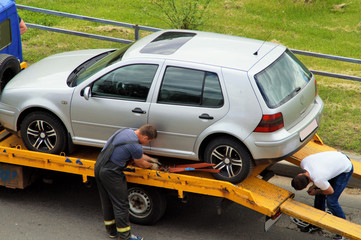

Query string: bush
145 0 211 29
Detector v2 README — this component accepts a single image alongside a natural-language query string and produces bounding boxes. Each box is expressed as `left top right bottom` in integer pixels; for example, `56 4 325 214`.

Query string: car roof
123 30 285 71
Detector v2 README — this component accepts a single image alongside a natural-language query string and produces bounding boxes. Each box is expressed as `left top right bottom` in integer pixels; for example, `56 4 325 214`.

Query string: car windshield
255 49 312 108
71 44 132 86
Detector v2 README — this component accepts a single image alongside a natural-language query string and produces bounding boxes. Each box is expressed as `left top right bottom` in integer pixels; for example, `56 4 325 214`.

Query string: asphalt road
1 171 360 240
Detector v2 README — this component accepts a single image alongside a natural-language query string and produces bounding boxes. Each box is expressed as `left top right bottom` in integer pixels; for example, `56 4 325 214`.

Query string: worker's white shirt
301 151 352 190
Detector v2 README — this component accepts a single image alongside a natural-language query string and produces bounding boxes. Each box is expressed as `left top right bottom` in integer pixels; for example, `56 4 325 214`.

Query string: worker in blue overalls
95 124 160 240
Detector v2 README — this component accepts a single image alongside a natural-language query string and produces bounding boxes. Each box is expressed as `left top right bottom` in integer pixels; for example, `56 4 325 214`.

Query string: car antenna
253 33 272 56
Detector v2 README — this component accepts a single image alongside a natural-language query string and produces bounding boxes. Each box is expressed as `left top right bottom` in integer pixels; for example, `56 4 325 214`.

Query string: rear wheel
128 185 167 225
204 137 254 183
0 54 21 93
20 112 67 154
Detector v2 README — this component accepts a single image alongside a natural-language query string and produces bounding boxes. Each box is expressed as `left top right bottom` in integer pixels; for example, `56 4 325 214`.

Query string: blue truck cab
0 0 23 91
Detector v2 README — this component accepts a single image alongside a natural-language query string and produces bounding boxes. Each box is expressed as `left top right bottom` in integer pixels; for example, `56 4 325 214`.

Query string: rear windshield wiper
288 86 302 98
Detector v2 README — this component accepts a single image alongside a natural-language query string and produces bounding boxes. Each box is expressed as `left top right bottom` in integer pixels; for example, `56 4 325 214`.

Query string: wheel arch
17 107 67 131
16 107 75 153
198 133 255 164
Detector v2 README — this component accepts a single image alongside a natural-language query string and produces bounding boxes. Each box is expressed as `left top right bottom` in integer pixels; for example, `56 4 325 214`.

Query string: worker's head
291 173 310 190
137 124 157 144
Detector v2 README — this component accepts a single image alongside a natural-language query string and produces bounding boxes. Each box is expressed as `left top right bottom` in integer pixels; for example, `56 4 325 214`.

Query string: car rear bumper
244 96 323 164
252 129 318 166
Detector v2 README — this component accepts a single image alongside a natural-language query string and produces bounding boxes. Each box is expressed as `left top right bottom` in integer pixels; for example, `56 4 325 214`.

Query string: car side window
158 66 223 107
92 64 158 101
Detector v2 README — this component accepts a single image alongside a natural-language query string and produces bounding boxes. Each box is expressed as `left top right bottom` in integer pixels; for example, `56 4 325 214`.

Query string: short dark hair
139 124 157 140
291 174 309 190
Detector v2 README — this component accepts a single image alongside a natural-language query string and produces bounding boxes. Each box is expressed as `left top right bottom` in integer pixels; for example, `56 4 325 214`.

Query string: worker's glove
150 163 159 170
148 157 162 166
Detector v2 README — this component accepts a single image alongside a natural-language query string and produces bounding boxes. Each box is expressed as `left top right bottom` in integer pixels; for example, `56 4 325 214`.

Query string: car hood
5 49 113 90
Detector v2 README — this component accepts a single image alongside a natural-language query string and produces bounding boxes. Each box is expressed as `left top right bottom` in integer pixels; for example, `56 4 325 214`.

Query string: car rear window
255 49 312 108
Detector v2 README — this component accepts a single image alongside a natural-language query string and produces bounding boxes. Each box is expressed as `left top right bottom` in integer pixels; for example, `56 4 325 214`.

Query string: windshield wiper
287 86 302 98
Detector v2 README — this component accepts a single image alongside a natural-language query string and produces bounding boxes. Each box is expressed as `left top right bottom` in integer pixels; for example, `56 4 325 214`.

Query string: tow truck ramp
281 199 361 240
0 131 360 239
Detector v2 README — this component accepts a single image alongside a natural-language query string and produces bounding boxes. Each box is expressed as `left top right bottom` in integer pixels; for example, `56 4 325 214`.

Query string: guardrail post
134 24 140 41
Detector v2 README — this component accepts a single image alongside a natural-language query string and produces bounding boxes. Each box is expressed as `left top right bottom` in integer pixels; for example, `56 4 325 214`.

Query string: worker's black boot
106 224 118 238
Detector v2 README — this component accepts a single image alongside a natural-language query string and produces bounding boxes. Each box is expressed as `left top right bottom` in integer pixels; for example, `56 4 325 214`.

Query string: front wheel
20 112 67 154
204 137 254 183
128 185 167 225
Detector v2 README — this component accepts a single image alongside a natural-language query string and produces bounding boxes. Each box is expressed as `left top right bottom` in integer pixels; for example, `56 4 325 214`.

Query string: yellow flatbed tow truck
0 130 360 239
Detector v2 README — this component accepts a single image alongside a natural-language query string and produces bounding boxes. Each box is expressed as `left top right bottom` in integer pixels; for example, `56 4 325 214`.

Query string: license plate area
299 119 318 141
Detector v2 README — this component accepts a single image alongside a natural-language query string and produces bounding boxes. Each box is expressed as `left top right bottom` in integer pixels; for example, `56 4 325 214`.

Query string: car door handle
132 107 146 114
199 113 214 120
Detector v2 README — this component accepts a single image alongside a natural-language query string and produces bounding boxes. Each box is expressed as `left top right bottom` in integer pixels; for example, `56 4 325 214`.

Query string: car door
70 60 162 147
148 61 229 159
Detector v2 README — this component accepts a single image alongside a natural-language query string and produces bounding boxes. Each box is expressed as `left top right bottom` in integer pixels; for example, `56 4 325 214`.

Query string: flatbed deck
0 131 360 239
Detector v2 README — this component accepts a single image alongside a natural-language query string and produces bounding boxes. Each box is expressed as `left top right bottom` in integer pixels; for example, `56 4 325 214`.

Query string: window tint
92 64 158 101
0 19 11 51
255 49 312 108
203 72 224 107
158 67 223 107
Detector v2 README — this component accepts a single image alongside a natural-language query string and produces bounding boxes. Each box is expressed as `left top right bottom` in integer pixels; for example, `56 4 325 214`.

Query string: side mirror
83 86 91 100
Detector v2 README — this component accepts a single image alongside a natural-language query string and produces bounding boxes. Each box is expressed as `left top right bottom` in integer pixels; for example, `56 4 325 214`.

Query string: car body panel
0 29 324 166
0 87 74 133
123 30 279 71
147 60 230 159
70 58 165 148
4 49 112 91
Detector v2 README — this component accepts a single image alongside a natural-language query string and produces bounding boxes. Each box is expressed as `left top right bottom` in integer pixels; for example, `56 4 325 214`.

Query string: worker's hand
150 162 159 170
148 157 161 166
307 188 317 196
307 185 320 196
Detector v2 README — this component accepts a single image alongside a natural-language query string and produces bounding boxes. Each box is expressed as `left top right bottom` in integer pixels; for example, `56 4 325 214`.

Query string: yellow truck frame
0 130 360 239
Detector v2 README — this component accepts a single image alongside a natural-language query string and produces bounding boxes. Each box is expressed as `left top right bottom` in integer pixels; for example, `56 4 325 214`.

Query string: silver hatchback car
0 30 323 183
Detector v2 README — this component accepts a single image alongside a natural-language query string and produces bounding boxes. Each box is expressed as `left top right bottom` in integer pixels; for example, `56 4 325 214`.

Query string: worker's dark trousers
95 160 131 240
314 165 354 219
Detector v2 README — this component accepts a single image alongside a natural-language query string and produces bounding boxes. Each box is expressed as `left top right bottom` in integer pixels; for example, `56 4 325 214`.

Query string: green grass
16 0 361 154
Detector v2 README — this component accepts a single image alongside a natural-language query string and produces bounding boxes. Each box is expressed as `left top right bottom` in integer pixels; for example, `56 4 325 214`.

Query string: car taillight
254 113 284 132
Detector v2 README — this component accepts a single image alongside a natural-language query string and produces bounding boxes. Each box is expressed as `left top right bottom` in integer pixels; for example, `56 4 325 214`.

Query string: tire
0 54 21 93
204 137 254 183
128 185 167 225
20 112 67 154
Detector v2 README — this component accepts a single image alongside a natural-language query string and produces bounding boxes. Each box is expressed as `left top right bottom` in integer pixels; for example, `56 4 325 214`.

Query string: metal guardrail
16 4 160 43
290 49 361 82
16 4 361 82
